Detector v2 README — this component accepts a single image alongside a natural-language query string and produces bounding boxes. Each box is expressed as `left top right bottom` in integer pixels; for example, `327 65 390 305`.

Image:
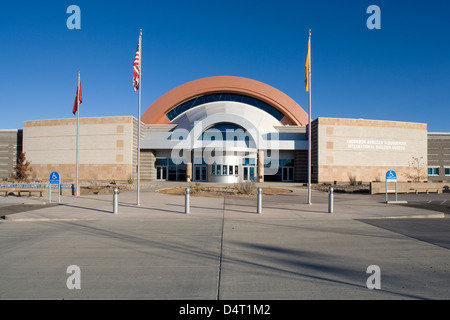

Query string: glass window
243 158 256 166
168 165 177 181
178 165 186 181
200 123 254 143
193 158 207 165
229 165 233 175
445 168 450 176
217 165 221 175
155 158 167 166
235 166 239 175
156 167 162 180
201 166 207 181
166 93 285 121
223 165 227 175
264 166 282 182
195 167 201 181
280 159 294 167
245 136 250 147
428 167 439 175
212 166 215 175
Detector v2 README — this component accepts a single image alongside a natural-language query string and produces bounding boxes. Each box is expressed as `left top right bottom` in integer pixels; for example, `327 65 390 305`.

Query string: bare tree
403 156 427 182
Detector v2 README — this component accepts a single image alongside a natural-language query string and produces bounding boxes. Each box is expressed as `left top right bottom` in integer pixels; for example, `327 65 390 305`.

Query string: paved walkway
1 184 447 221
1 184 449 300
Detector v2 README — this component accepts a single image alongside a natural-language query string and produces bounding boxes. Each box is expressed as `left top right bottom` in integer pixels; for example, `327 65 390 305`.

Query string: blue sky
1 0 449 131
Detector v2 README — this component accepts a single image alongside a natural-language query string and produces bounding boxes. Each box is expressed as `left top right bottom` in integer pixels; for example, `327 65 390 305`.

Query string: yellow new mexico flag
305 36 310 92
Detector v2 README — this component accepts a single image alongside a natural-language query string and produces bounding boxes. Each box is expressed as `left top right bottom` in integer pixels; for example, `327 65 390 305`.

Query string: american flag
133 44 140 91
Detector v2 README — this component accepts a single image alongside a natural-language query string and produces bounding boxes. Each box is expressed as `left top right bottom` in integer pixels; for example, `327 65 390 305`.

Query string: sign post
50 172 61 203
385 170 397 203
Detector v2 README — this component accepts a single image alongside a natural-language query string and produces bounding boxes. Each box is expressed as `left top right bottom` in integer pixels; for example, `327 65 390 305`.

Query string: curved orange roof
141 76 308 126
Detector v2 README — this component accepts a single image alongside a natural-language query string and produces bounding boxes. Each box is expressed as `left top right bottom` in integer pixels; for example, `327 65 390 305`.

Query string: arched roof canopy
141 76 308 126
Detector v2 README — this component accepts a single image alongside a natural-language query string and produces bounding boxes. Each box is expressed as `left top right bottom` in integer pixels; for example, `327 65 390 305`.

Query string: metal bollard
257 187 262 214
113 187 119 214
328 187 334 213
185 188 190 214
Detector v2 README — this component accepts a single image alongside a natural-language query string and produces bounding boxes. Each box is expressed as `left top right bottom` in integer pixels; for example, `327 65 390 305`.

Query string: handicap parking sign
386 170 397 182
50 172 60 184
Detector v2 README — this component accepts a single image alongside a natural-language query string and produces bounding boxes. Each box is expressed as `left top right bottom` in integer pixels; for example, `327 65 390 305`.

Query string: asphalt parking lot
0 186 449 301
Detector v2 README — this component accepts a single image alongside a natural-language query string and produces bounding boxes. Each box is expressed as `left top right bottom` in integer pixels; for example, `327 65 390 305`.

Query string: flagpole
137 29 142 206
76 71 80 197
307 29 312 205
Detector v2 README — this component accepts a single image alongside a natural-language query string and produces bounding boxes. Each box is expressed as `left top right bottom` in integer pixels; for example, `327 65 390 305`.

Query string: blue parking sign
50 172 60 184
386 170 397 182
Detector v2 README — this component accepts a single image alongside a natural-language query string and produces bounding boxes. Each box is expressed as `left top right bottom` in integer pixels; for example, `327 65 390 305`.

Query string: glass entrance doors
155 158 186 181
242 166 254 181
282 167 294 182
242 157 256 182
194 165 207 181
156 166 168 181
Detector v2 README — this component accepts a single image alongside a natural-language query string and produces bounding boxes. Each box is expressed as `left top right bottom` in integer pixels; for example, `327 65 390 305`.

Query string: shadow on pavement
0 203 58 219
359 218 450 250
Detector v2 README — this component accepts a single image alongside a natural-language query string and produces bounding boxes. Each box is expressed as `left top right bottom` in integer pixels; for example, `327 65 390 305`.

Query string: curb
363 213 445 219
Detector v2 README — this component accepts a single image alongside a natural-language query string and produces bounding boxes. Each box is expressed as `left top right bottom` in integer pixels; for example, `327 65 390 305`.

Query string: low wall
370 182 450 194
0 184 75 196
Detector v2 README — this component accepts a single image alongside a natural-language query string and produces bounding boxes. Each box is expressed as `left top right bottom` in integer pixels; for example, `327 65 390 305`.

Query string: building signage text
346 139 407 151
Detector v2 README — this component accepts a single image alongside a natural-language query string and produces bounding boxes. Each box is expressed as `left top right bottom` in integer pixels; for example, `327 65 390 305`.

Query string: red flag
73 81 82 115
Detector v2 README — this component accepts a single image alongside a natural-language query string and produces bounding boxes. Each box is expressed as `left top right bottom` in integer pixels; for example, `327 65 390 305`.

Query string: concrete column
140 150 156 181
257 150 264 183
186 162 192 182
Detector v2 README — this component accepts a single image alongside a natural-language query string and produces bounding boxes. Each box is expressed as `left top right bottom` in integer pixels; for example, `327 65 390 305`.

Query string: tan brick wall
318 165 417 183
317 118 428 183
23 117 135 181
317 118 427 130
29 164 133 181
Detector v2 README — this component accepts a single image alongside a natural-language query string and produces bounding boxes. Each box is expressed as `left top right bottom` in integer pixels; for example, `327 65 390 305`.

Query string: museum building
5 76 448 184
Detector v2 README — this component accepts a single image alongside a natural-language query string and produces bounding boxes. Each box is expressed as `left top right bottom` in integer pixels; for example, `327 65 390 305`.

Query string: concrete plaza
0 183 449 300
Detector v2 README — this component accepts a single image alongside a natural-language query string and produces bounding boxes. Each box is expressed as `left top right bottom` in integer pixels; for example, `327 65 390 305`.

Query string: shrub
348 175 357 186
193 182 205 193
235 181 257 195
10 152 32 182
